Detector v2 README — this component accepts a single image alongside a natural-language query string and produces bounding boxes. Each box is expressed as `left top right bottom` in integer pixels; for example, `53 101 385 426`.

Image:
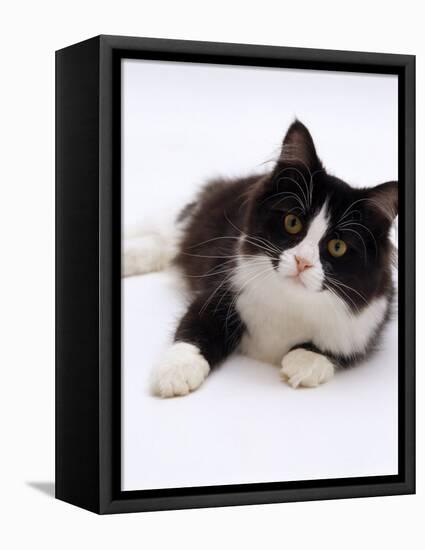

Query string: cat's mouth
287 273 307 287
276 256 323 293
284 270 322 293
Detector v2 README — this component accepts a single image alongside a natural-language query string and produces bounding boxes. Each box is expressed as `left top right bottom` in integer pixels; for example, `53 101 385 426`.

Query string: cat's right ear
367 180 398 224
278 119 322 171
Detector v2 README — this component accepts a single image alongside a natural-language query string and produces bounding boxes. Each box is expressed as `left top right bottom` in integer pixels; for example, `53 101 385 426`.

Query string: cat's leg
152 292 244 397
122 216 181 277
122 233 178 277
280 343 335 389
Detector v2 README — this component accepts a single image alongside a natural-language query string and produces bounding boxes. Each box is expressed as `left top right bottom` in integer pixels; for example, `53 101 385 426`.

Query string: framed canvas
56 35 415 514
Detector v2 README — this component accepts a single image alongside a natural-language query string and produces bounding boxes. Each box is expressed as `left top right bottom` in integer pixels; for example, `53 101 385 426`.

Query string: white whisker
325 274 368 306
337 227 368 262
337 198 371 224
276 174 309 210
337 221 378 252
264 191 307 213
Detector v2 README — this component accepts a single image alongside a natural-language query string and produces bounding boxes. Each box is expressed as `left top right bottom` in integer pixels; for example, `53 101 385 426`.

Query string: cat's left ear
279 119 322 171
367 181 398 223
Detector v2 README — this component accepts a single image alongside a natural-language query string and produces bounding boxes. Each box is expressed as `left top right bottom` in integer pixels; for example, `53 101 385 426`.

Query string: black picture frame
56 34 415 514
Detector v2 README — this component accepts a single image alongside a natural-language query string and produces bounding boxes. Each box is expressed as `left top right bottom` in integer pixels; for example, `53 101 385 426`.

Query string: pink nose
295 256 312 273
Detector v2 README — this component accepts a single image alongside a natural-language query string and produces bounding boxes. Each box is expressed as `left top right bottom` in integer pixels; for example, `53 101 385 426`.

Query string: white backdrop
123 60 398 225
1 1 423 549
122 60 398 491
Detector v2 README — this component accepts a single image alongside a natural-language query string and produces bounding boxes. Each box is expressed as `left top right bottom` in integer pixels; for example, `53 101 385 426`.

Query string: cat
123 120 398 398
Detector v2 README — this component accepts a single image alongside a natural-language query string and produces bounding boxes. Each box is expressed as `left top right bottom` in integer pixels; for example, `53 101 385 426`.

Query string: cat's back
178 174 261 227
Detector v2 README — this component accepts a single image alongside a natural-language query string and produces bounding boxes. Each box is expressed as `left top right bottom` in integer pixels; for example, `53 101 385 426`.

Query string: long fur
124 120 398 397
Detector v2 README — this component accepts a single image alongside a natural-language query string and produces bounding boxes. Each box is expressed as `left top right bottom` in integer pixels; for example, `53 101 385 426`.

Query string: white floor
122 270 398 491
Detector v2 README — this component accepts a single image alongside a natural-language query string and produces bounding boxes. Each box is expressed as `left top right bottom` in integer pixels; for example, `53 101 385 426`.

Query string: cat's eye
284 214 303 235
328 239 347 257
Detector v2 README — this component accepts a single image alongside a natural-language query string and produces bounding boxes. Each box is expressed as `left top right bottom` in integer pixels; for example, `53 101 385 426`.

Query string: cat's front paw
280 349 334 388
152 342 210 398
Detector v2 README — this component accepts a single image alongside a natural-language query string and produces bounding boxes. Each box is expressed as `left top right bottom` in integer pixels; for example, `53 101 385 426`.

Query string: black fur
173 120 397 368
175 291 245 366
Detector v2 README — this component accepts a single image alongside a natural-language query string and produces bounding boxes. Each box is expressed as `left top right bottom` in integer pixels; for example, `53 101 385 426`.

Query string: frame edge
55 36 102 514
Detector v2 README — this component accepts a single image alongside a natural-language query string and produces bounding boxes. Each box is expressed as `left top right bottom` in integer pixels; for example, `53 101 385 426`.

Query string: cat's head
243 120 398 310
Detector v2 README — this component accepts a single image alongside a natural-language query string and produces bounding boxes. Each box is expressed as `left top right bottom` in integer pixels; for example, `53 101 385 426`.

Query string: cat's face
243 121 398 311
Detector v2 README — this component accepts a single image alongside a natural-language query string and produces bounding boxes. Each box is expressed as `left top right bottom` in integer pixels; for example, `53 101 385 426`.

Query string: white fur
281 349 334 388
152 342 210 398
122 221 182 277
122 235 174 276
233 255 388 368
278 204 328 292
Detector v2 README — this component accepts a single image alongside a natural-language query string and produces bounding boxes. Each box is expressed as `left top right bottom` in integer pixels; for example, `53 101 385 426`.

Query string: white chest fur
233 258 388 365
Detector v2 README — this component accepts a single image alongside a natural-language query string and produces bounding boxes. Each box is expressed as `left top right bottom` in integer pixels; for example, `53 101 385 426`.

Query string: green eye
284 214 303 235
328 239 347 257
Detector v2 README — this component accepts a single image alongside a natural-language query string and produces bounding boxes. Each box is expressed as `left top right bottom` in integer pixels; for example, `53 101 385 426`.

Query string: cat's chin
282 273 319 294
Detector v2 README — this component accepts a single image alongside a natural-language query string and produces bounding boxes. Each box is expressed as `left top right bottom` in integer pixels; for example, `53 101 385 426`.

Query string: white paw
152 342 210 398
122 234 174 277
280 349 334 388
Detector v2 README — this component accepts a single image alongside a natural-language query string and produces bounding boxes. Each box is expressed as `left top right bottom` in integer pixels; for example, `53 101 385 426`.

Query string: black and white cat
123 121 397 397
